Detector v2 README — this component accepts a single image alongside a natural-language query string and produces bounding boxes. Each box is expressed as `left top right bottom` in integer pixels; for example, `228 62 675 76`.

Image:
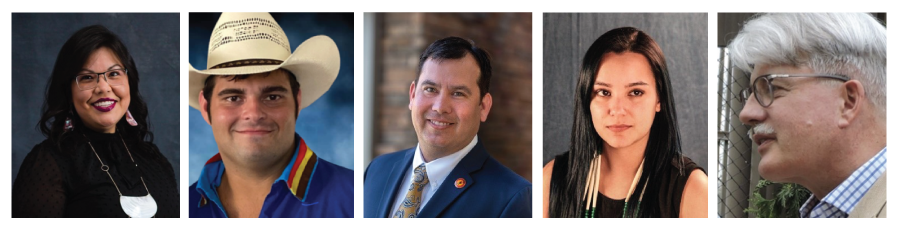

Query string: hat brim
189 35 340 111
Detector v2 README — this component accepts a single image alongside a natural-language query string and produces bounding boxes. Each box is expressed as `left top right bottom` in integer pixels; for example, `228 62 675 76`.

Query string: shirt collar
277 134 319 202
195 133 320 209
800 147 887 218
413 135 478 190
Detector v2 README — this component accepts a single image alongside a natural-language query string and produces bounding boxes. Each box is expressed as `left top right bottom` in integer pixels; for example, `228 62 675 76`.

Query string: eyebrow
217 88 245 97
421 80 438 86
594 81 649 88
450 85 472 94
261 86 289 94
80 64 123 73
421 80 473 94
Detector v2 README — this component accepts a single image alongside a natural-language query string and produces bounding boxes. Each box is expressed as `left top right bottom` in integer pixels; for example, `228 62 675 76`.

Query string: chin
602 137 636 149
233 147 276 160
423 139 450 149
421 133 450 146
757 160 789 183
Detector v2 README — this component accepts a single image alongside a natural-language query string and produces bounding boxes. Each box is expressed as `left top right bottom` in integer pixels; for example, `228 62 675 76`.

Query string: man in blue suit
364 37 532 218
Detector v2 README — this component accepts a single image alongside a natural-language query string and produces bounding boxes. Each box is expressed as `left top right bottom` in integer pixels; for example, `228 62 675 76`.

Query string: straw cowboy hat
189 12 340 110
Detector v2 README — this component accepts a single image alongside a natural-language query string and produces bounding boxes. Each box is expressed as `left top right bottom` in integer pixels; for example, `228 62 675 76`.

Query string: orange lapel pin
455 178 466 188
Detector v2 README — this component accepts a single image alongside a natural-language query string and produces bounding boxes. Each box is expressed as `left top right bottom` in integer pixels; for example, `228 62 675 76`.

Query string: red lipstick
91 98 117 112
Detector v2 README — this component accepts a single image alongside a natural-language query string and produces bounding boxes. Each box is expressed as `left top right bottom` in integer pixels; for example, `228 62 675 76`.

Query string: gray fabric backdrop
542 13 708 171
11 13 180 186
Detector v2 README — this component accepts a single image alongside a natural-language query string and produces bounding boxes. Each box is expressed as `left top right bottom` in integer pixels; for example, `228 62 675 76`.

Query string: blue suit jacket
364 141 532 218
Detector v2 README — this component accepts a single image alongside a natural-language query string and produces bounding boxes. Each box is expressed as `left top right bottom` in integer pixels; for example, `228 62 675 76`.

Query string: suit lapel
417 141 488 218
378 149 415 218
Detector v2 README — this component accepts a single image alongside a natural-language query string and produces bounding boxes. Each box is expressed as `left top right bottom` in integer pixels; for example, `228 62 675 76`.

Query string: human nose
241 98 267 121
738 94 766 125
608 95 626 116
431 92 452 114
93 74 113 93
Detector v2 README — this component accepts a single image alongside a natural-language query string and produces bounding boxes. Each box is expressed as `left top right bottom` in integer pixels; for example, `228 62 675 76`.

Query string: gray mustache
748 123 775 143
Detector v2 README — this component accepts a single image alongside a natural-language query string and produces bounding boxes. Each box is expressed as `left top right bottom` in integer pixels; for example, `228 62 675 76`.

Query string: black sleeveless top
550 153 703 218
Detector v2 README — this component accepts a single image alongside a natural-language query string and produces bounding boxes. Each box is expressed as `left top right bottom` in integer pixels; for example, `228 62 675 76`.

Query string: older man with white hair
730 13 886 218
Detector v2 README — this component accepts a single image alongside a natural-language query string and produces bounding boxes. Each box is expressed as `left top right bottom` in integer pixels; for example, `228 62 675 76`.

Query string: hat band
209 59 284 70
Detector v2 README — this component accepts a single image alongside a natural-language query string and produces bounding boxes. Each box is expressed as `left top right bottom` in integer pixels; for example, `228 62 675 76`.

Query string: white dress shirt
389 135 479 214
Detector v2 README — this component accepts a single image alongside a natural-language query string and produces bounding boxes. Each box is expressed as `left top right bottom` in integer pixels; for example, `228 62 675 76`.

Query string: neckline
598 191 626 202
81 126 120 141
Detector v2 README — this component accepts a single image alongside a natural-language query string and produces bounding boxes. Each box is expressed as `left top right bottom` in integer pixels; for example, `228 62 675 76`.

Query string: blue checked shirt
800 147 887 218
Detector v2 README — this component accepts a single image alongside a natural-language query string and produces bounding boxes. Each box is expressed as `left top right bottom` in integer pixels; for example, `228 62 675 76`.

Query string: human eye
223 96 241 102
595 89 610 97
108 70 125 77
629 89 644 96
265 95 283 101
76 74 95 81
424 87 436 93
769 84 788 97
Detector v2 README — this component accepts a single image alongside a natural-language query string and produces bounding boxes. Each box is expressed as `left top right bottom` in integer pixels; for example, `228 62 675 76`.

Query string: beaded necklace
582 155 647 218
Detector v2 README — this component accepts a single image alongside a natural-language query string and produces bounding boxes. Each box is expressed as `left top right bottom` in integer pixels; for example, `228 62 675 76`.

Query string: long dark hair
37 25 156 155
549 27 684 217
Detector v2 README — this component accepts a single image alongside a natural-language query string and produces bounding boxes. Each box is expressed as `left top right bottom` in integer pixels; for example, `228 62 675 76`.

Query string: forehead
82 47 123 71
417 54 481 87
595 52 655 86
212 70 291 92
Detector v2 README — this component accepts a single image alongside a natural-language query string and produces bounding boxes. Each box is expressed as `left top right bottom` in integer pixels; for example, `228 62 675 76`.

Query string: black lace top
12 128 179 218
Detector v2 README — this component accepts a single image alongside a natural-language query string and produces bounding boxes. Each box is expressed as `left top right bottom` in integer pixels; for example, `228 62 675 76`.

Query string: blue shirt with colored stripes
189 134 353 218
799 147 887 218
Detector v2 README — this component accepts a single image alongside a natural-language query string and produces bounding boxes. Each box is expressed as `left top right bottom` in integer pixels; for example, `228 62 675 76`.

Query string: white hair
728 13 887 110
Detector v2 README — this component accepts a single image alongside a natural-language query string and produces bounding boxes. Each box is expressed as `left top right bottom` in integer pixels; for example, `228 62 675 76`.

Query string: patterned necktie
393 164 429 218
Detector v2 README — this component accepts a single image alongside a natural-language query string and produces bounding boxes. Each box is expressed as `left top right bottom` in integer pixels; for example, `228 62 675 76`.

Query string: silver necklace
85 134 157 218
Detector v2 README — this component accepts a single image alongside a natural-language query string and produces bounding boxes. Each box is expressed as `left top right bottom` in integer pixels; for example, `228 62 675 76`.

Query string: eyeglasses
739 74 849 107
74 69 128 90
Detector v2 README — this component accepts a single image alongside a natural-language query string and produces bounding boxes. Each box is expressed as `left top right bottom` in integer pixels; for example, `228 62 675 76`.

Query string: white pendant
120 194 158 218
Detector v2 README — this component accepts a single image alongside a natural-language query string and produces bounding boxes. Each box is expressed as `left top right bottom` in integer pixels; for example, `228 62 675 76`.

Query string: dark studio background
543 13 709 171
188 13 354 184
11 13 181 186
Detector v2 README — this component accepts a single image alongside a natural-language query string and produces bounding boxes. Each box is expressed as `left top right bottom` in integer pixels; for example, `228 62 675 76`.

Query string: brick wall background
368 13 533 181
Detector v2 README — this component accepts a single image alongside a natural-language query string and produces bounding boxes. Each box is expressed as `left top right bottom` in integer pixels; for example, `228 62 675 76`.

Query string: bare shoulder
680 169 708 218
543 159 556 180
542 159 555 218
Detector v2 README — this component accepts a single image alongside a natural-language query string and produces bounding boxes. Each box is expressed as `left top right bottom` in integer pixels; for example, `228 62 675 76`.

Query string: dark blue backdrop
11 13 181 186
188 13 355 184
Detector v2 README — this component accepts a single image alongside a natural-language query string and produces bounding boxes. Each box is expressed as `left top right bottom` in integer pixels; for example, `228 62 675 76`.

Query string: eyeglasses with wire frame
74 68 129 90
739 74 850 108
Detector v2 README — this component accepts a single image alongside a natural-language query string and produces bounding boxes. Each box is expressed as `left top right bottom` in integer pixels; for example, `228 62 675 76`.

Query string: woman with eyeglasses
12 25 178 218
543 27 708 218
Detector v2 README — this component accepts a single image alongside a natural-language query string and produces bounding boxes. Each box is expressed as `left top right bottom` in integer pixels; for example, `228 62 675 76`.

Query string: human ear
837 80 865 128
199 90 211 125
480 93 493 122
656 99 661 112
408 81 416 110
295 88 302 119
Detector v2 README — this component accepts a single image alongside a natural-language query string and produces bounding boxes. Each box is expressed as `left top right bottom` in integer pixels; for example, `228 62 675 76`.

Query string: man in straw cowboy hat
188 12 352 218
